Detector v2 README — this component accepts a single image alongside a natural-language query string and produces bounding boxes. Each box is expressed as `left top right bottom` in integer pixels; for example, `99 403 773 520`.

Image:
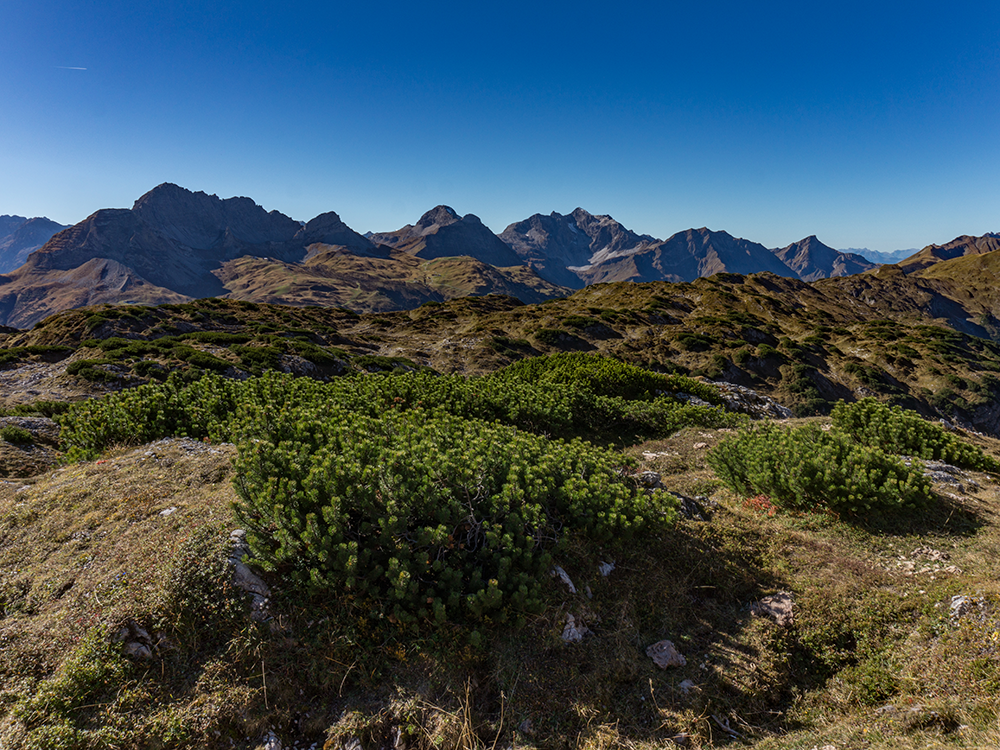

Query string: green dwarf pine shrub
58 359 740 460
232 404 677 628
0 425 33 444
65 359 122 382
832 397 1000 473
57 373 243 460
492 352 721 404
707 423 934 515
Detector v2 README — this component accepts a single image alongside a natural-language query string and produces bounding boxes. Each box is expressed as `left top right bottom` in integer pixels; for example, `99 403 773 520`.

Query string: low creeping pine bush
232 403 677 629
53 357 724 632
0 425 33 444
58 356 739 460
707 422 934 516
492 352 722 404
832 397 1000 473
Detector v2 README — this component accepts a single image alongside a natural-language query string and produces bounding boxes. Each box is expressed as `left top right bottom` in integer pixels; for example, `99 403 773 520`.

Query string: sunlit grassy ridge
6 270 1000 432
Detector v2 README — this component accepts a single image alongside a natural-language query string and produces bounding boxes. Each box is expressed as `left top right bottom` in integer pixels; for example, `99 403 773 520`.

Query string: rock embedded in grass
750 592 795 627
646 639 687 668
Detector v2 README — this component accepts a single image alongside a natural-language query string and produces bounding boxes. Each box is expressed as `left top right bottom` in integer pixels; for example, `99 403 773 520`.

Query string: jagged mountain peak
772 235 876 281
366 205 521 267
415 205 462 232
131 182 299 249
500 209 658 288
0 215 29 235
296 211 375 252
132 181 192 205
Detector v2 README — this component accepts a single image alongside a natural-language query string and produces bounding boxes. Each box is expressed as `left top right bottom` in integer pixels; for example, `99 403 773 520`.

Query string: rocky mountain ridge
1 183 996 329
0 186 566 328
499 208 657 288
499 210 878 287
368 205 524 267
773 235 875 282
0 215 68 274
898 232 1000 274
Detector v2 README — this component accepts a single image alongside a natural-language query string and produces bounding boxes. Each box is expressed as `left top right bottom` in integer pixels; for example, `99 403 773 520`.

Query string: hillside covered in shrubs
4 274 1000 748
7 268 1000 437
2 344 1000 747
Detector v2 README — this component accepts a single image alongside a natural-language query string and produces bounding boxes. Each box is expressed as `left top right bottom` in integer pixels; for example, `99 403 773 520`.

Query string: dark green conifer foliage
707 423 934 515
232 405 676 627
831 397 1000 473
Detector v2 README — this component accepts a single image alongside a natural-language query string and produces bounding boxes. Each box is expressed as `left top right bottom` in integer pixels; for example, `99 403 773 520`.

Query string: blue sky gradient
2 0 997 252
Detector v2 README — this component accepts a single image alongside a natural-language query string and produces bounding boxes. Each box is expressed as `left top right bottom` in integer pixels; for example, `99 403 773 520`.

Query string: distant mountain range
0 183 995 328
0 215 68 274
0 185 563 328
841 247 918 265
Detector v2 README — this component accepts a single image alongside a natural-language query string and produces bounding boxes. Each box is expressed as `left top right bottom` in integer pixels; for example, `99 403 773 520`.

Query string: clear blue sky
2 0 997 252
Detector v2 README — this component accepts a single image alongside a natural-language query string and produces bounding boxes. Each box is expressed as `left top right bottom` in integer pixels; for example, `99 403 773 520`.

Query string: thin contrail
55 66 87 70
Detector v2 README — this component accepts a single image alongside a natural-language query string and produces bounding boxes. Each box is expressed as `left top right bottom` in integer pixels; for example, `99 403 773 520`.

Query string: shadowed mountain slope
501 215 866 286
772 235 876 281
369 206 523 267
13 184 304 300
0 216 68 273
575 228 796 284
0 189 569 327
499 208 656 288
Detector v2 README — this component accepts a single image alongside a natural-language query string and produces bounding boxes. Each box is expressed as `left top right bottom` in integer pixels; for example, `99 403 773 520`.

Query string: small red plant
743 494 776 517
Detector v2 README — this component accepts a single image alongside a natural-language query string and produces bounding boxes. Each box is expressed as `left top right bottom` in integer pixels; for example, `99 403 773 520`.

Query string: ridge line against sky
2 0 998 253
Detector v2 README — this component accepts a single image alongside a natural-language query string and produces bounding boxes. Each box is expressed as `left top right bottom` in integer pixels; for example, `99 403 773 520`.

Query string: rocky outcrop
750 592 794 627
646 640 687 668
711 382 793 420
229 529 271 623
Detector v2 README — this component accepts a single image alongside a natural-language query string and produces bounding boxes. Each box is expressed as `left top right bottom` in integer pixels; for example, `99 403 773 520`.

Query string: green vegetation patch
0 400 71 418
0 426 33 444
65 359 122 383
234 405 676 631
57 358 740 462
707 422 934 516
532 327 574 346
494 352 720 404
833 397 1000 473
